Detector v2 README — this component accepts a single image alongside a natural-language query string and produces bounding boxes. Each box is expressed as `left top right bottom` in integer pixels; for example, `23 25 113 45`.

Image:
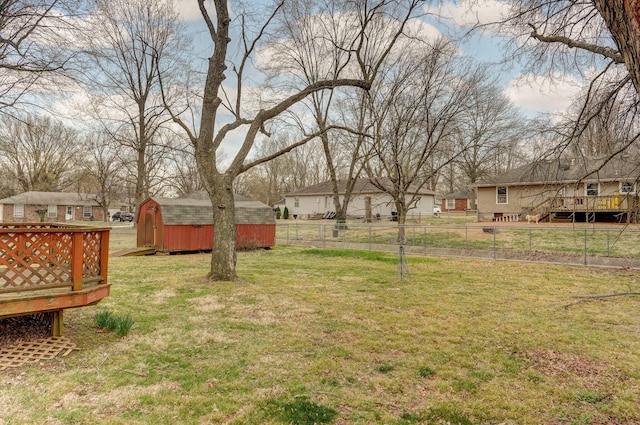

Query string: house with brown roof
0 191 106 223
283 178 437 219
471 157 640 223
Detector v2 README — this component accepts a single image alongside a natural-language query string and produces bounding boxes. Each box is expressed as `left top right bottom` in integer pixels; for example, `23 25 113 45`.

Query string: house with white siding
283 178 437 219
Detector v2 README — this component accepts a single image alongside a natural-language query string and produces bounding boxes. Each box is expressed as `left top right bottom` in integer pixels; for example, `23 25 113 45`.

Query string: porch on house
537 194 640 223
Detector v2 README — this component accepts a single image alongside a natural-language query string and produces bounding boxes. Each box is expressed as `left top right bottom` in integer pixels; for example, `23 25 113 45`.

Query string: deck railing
0 224 110 294
546 194 635 211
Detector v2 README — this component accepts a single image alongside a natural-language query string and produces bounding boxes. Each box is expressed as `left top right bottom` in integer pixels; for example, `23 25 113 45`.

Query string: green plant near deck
94 310 135 337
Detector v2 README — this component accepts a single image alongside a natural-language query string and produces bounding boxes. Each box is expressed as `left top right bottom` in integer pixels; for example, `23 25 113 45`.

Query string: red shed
137 194 275 253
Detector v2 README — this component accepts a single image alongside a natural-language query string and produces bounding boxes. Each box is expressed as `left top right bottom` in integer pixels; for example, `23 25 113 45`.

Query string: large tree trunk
593 0 640 95
208 173 237 281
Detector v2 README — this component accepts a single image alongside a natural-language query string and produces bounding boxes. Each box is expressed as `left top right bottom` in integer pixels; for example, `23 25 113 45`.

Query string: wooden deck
0 224 111 336
536 194 639 223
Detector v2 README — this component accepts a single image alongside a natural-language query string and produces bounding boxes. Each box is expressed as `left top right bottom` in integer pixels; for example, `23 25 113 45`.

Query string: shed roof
143 194 275 225
473 157 640 187
286 178 436 197
0 191 99 206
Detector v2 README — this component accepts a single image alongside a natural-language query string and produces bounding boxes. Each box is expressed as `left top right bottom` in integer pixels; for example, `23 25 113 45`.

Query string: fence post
493 228 497 259
529 228 532 251
286 225 290 245
424 226 427 255
584 230 588 266
323 224 326 248
606 229 610 256
368 224 372 251
465 225 468 249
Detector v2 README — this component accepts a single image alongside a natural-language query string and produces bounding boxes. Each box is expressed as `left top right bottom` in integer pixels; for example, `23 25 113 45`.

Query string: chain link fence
276 221 640 268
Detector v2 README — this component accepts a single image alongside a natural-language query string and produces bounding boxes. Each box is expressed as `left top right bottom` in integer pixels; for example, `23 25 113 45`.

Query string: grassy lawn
2 243 640 424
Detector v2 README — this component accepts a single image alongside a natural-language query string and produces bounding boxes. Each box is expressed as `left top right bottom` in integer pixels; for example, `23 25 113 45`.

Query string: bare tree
163 0 421 281
364 38 479 240
500 1 640 162
84 0 189 212
235 133 325 205
455 73 528 208
78 132 125 220
263 0 421 223
0 114 81 192
0 0 85 114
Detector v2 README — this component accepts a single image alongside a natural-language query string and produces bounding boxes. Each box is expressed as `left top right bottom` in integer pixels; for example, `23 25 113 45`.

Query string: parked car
112 211 134 222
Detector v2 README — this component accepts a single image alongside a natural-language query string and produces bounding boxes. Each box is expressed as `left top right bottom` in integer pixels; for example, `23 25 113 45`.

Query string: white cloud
504 73 584 113
424 0 511 27
175 0 214 21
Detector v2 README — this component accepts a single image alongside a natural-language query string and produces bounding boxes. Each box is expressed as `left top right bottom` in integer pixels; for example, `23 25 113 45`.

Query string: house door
65 206 73 221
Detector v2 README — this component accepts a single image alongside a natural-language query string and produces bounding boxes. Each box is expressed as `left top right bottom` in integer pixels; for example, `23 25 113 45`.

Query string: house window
13 204 24 218
47 205 57 218
620 181 635 194
294 197 299 208
496 186 508 204
445 199 455 210
586 183 599 196
83 206 92 219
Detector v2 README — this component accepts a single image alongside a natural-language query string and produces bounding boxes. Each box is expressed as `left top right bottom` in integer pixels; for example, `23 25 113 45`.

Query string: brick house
441 188 474 212
0 191 105 223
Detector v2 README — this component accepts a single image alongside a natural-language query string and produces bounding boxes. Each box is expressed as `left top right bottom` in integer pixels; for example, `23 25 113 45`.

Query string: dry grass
2 243 640 424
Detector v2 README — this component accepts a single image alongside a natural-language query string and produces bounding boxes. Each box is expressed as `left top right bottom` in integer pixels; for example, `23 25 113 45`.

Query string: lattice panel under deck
0 337 76 370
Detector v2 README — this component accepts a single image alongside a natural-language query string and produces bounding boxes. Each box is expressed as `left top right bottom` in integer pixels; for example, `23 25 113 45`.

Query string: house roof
443 188 473 199
0 191 99 206
142 194 275 225
473 157 640 187
285 178 436 197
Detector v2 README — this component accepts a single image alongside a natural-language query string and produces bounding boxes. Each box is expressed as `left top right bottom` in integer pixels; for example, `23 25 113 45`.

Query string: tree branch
227 78 371 174
240 124 372 172
528 24 624 63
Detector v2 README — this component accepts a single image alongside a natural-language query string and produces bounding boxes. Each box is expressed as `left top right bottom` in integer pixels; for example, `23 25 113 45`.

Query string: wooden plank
0 284 111 319
71 232 83 291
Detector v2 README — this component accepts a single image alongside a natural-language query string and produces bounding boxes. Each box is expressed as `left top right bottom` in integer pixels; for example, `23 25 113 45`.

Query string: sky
173 0 587 120
39 0 591 162
421 0 585 116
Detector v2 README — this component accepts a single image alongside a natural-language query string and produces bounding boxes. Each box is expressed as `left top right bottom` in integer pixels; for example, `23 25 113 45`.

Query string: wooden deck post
100 230 110 285
52 310 63 336
72 232 84 291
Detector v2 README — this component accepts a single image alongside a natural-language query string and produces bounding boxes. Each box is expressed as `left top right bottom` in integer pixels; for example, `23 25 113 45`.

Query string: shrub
275 206 281 219
283 206 289 219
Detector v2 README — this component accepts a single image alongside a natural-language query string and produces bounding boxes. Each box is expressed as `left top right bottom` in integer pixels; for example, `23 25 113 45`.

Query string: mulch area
0 313 53 348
